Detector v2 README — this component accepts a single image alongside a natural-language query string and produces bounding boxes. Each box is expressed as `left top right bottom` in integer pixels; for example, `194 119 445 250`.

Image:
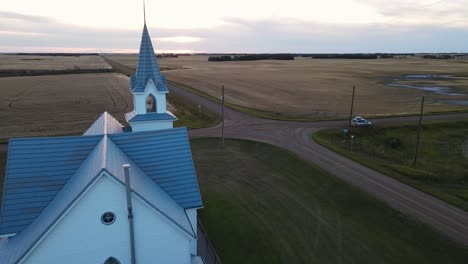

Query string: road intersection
169 84 468 246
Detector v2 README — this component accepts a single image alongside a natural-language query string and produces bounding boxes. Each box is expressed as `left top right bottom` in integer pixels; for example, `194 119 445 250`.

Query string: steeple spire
129 10 168 94
143 0 146 25
125 4 175 132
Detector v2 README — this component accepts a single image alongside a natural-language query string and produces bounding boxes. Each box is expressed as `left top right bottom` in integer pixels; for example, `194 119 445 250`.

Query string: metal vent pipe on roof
123 164 136 264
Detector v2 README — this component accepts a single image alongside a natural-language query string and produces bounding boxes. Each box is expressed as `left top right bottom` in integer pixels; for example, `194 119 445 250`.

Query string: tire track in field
108 77 130 113
99 57 138 114
7 80 44 110
103 80 117 108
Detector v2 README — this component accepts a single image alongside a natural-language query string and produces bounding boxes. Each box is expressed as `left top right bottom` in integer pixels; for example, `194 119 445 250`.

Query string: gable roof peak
83 112 123 136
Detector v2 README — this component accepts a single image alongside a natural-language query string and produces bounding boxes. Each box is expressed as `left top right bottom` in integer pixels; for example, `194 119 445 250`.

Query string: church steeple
125 7 177 132
130 24 167 93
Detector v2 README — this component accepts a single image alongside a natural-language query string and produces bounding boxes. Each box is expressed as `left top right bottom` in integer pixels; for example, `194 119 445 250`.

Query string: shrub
385 137 402 149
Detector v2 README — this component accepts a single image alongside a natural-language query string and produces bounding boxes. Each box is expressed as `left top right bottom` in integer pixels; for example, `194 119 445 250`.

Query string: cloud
0 11 467 53
1 11 51 23
357 0 468 27
157 36 203 43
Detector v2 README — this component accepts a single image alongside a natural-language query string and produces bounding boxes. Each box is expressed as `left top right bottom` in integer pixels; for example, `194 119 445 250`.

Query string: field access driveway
168 84 468 247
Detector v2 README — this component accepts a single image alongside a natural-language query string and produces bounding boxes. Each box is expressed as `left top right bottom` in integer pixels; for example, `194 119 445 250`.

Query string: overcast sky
1 0 467 53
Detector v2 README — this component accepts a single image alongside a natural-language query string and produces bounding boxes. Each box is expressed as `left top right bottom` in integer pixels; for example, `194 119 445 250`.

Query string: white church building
0 20 204 264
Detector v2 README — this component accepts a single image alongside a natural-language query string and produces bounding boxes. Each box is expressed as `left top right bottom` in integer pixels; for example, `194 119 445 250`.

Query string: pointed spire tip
143 0 146 25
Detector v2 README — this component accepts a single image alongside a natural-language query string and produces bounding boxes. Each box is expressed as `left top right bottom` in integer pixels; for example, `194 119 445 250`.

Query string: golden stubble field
106 54 468 119
0 55 112 71
0 73 133 140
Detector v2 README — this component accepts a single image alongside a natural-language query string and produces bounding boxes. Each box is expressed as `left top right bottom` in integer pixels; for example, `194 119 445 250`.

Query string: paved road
169 84 468 247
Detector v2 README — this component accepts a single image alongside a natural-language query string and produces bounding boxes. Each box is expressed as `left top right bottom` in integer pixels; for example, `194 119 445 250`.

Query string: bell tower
125 20 177 132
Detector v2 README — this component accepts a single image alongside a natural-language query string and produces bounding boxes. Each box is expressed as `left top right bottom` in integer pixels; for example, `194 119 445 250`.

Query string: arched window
146 94 156 113
104 257 120 264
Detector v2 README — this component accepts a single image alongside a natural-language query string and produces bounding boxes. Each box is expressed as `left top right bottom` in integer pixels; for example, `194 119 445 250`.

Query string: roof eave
128 118 178 123
0 233 16 239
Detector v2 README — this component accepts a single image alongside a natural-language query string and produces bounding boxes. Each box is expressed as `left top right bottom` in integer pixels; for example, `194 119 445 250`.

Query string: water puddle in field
384 75 468 105
440 100 468 106
386 83 464 95
405 74 454 80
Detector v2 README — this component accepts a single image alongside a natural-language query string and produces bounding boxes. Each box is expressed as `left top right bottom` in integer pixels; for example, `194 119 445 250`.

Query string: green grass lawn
0 152 6 208
169 92 220 129
313 121 468 212
191 138 468 264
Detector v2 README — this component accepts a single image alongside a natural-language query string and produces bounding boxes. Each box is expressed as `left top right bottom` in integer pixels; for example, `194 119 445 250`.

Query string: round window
104 257 120 264
101 212 116 225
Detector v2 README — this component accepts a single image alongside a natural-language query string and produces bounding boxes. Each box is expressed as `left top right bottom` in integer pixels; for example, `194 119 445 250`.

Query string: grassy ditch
168 92 219 129
313 121 468 211
191 138 468 264
0 152 6 208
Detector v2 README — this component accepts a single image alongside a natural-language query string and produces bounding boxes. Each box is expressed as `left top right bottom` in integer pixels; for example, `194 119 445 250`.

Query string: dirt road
0 82 466 246
167 84 468 246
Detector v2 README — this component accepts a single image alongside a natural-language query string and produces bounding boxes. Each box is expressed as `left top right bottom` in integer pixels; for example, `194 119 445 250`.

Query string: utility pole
413 96 425 166
221 85 225 149
348 85 356 132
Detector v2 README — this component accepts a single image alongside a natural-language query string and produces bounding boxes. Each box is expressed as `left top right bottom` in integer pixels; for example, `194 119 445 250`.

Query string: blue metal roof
1 119 201 238
83 112 123 135
109 128 202 208
0 137 110 264
104 138 195 236
0 135 197 263
0 135 103 235
126 111 178 123
130 24 168 93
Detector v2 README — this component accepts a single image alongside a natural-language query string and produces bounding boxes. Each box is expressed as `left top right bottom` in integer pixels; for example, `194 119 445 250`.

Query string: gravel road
168 84 468 246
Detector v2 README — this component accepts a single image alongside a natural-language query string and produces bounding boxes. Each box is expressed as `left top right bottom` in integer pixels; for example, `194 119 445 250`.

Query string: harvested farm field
0 73 132 140
105 54 468 120
0 54 112 71
102 54 189 72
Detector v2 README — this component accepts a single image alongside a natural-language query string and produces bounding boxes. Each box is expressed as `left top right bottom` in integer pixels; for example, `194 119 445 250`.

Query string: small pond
384 75 468 105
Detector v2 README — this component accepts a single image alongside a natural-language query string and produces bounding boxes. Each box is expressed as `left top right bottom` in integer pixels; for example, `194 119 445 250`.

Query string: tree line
12 53 100 57
207 53 414 61
300 53 400 59
421 54 467 60
208 54 295 61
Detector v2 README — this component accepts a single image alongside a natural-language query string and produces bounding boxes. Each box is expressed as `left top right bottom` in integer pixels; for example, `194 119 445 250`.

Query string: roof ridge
107 128 202 209
102 135 108 169
69 136 107 177
104 137 195 237
104 111 108 135
83 112 123 136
